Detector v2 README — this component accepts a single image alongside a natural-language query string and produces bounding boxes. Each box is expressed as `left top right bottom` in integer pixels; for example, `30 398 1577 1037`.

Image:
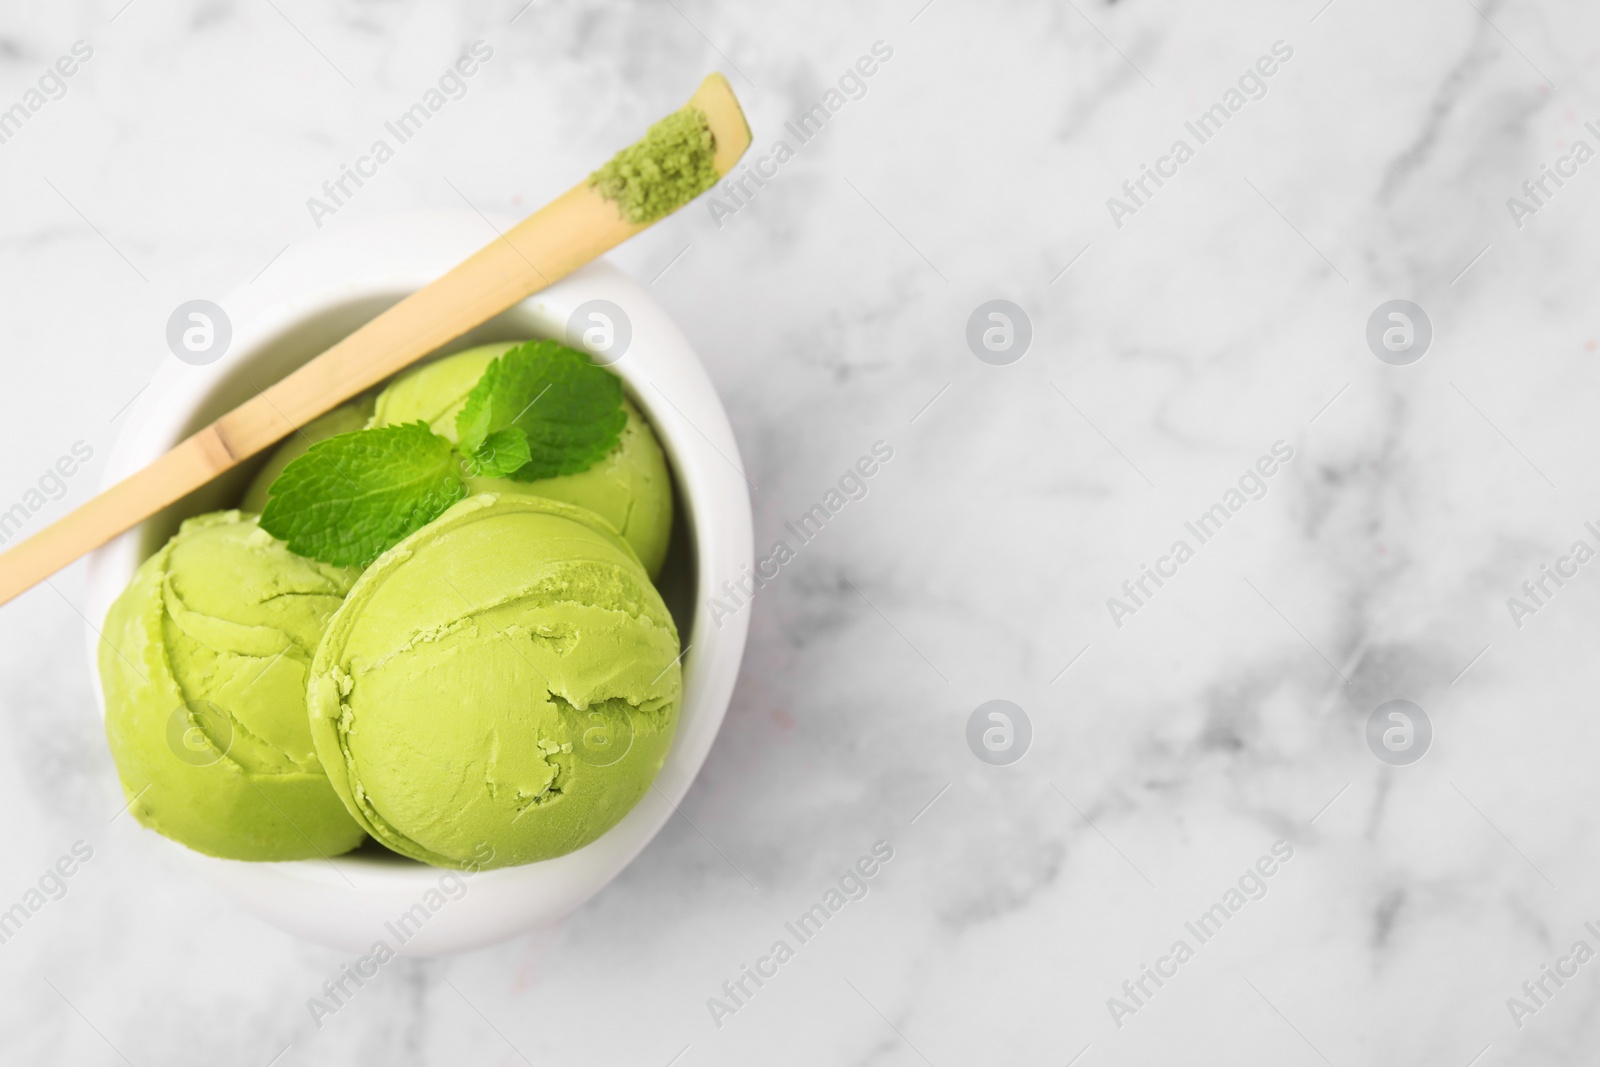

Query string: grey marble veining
1 0 1598 1063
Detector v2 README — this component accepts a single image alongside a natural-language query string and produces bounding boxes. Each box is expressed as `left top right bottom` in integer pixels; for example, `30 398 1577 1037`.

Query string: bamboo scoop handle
0 73 750 609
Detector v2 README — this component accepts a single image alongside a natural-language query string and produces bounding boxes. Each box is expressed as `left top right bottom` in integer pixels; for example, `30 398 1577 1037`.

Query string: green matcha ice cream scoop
371 343 674 577
307 493 683 869
98 511 366 861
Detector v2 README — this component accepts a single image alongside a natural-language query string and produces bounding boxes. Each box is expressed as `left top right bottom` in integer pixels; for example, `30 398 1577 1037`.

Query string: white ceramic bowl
83 211 752 955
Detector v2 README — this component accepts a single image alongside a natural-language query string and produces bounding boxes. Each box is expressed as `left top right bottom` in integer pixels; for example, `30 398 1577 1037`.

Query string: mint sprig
257 341 628 566
467 427 533 478
456 340 626 482
259 423 468 567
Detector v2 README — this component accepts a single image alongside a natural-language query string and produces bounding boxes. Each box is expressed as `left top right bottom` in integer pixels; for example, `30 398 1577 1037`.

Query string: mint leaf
259 423 466 567
455 340 626 481
468 427 533 479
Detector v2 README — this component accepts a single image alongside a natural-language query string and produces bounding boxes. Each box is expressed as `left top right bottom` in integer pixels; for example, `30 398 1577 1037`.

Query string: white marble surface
2 0 1599 1063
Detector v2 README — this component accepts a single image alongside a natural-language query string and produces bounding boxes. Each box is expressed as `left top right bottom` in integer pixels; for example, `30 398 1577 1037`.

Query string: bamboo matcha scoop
0 73 750 608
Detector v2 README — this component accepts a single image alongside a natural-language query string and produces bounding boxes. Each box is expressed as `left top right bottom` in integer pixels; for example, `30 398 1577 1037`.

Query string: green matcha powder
590 108 718 223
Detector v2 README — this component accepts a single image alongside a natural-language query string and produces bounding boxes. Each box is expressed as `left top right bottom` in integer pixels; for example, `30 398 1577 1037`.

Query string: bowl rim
82 210 753 953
